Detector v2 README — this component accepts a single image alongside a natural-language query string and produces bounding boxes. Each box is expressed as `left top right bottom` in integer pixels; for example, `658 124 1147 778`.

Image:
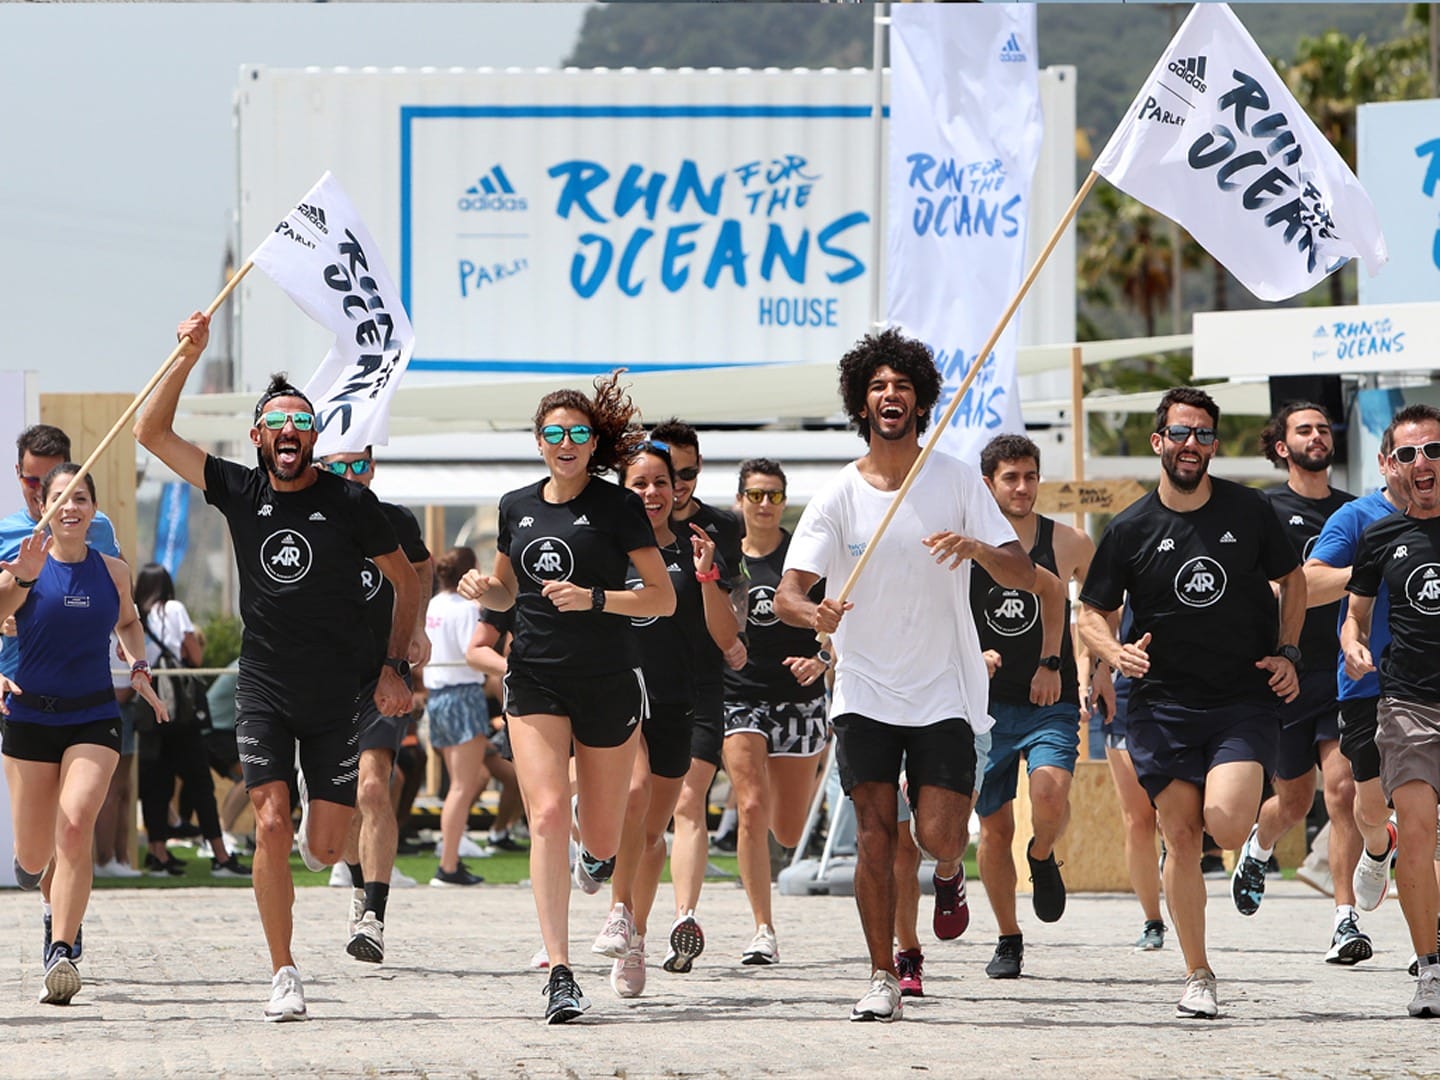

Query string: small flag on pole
249 171 415 455
1093 3 1387 302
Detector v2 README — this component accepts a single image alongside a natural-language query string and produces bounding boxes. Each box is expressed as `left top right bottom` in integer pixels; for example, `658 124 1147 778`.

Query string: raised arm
133 312 211 490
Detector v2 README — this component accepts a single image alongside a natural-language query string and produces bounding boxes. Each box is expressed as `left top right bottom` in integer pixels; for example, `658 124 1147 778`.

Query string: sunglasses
1161 424 1217 446
322 459 372 476
1390 441 1440 465
258 410 316 432
675 466 700 482
18 474 43 490
742 489 786 505
540 424 593 445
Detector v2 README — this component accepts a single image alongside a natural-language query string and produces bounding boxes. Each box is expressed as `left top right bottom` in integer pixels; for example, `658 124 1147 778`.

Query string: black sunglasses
1161 424 1217 446
323 459 372 476
1390 441 1440 465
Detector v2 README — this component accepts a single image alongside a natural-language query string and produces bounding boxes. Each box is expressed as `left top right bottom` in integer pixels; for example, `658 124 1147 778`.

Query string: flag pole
34 261 255 534
824 170 1099 620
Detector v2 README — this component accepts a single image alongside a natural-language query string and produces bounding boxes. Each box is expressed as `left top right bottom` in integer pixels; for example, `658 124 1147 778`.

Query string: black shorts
503 663 647 750
688 679 725 768
2 714 122 764
1338 696 1381 783
644 699 694 779
1274 670 1342 781
355 677 408 757
235 702 361 808
832 714 976 799
1126 697 1278 803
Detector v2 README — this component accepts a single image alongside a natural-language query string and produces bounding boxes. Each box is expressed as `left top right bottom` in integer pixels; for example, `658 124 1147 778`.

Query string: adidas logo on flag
297 202 328 235
999 32 1027 63
460 166 528 212
1167 55 1208 93
1220 531 1237 543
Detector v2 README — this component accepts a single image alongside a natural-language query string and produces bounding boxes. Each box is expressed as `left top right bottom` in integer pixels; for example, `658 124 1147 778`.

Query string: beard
257 441 313 482
1161 444 1208 492
1290 445 1334 473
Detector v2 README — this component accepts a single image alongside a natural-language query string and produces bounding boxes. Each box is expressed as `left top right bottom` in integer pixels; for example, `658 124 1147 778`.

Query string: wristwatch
591 586 607 612
1037 655 1062 672
383 656 412 678
1276 644 1302 669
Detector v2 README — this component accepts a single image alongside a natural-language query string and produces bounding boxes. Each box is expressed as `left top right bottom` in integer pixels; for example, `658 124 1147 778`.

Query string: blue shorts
1274 669 1341 781
427 683 493 750
975 700 1080 819
1126 697 1279 803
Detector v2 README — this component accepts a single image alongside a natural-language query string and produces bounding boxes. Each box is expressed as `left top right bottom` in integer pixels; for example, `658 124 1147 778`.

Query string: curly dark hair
980 434 1042 479
737 457 786 492
1259 401 1329 469
837 328 942 443
533 370 641 476
1154 387 1220 432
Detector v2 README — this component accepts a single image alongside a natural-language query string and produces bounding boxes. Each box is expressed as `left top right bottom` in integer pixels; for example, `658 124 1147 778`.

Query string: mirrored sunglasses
259 410 316 432
540 424 593 445
1162 424 1216 446
323 459 372 476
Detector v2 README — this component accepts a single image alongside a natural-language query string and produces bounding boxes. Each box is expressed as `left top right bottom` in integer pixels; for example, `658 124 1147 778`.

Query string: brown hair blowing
533 370 642 476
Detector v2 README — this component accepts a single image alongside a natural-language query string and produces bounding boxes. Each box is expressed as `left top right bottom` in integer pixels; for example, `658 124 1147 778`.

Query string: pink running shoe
933 867 970 941
895 948 924 997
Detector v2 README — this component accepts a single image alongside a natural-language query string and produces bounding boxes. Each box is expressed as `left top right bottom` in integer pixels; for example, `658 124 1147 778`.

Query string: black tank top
970 515 1079 707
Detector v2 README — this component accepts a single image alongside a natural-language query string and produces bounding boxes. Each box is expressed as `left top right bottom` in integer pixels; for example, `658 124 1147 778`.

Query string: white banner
1094 2 1387 303
1357 99 1440 304
250 171 415 455
887 4 1042 464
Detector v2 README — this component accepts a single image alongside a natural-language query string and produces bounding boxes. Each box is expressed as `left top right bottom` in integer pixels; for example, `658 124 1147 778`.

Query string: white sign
1358 99 1440 304
1193 300 1436 378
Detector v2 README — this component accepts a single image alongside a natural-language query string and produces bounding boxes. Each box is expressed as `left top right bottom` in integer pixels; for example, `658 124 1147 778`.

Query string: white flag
249 171 415 455
1094 3 1387 302
887 5 1042 464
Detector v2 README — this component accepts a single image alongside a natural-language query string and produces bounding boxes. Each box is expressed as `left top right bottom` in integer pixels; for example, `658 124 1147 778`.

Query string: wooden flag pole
825 170 1100 620
34 262 255 534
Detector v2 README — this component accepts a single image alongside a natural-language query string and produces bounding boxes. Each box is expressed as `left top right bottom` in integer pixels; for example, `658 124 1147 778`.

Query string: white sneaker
110 860 142 879
741 924 779 966
347 912 385 964
850 971 902 1022
435 835 493 859
390 866 417 888
329 862 352 888
1353 822 1395 912
347 888 365 937
530 945 550 971
592 902 636 959
223 831 254 856
1175 967 1218 1019
610 936 646 998
264 965 308 1022
1294 862 1334 897
1408 967 1440 1018
295 772 326 873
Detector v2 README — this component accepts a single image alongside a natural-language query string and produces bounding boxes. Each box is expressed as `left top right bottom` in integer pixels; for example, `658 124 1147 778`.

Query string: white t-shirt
424 590 486 690
143 600 195 668
784 452 1016 731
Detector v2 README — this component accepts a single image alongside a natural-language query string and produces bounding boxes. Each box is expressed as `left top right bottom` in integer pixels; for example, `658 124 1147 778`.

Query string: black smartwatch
591 586 607 612
1276 644 1302 669
383 656 412 679
1038 655 1062 672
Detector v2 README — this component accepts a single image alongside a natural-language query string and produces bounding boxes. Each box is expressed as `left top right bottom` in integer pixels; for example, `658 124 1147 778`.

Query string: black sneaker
711 831 737 853
985 935 1024 979
1027 839 1066 923
487 833 528 852
1230 827 1267 916
39 943 81 1006
42 913 83 964
543 963 590 1024
211 854 252 878
1199 853 1228 879
430 863 484 888
144 852 187 877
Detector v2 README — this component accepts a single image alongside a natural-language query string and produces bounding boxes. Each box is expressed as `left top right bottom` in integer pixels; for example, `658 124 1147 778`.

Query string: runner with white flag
1094 2 1387 302
250 171 415 457
887 4 1042 463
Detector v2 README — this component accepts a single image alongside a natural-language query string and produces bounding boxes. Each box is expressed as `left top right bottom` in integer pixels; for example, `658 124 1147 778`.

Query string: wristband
12 576 36 589
131 660 151 680
695 566 722 583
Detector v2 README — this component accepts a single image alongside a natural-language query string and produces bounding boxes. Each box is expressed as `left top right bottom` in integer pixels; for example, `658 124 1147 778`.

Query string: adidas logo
1167 55 1208 93
999 32 1027 63
1220 531 1237 543
459 165 528 212
309 511 327 522
666 563 682 572
296 202 328 235
573 514 591 526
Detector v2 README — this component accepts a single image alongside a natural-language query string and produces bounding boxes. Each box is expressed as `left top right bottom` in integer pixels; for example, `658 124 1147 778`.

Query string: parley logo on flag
250 171 415 455
1094 3 1387 303
886 5 1041 464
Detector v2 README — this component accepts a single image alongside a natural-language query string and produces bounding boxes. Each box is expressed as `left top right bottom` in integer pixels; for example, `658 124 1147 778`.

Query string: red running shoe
932 867 970 940
895 948 924 997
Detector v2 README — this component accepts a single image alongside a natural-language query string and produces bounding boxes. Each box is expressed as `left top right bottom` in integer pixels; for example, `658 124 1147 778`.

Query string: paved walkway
0 875 1433 1078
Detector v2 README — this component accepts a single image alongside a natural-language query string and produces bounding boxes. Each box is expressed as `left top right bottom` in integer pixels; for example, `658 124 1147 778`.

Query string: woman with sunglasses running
459 374 675 1024
591 439 743 998
0 464 169 1006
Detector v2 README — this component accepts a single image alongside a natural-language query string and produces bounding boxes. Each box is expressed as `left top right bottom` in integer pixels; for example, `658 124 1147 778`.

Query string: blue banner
154 481 190 576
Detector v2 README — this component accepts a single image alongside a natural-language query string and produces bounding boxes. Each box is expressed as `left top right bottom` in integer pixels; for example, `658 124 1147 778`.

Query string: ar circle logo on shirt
984 585 1038 637
626 576 656 628
360 557 384 601
1403 562 1440 615
261 529 313 584
1174 556 1226 607
520 536 575 585
748 585 779 628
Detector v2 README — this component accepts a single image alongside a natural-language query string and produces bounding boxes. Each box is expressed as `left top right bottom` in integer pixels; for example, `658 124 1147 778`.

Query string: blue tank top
6 547 121 726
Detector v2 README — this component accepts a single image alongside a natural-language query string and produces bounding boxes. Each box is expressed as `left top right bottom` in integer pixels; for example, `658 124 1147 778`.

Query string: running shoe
434 835 495 859
95 858 142 879
144 851 187 877
39 943 81 1006
985 935 1024 979
1353 821 1396 912
1135 920 1166 952
328 862 352 888
488 831 528 852
264 965 308 1022
347 888 366 937
573 848 615 896
592 902 636 959
211 854 251 878
42 913 83 965
347 911 385 964
295 770 327 873
1175 967 1218 1019
1230 826 1268 916
530 945 550 971
1199 853 1228 879
663 911 705 974
741 924 779 966
711 831 737 853
932 867 970 940
1324 915 1373 966
13 858 43 891
610 937 646 998
1411 955 1420 978
1027 839 1067 923
849 971 902 1022
1294 861 1334 897
543 963 590 1024
390 866 417 888
1410 966 1440 1018
430 864 484 887
895 948 924 998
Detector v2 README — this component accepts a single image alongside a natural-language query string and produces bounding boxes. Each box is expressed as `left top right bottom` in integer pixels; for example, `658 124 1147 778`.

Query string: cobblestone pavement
0 876 1435 1078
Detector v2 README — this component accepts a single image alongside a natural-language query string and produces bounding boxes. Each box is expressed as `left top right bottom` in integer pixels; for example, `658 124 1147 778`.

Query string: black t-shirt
675 499 742 687
628 537 705 704
1080 478 1300 708
1348 513 1440 702
202 456 400 701
725 531 826 704
359 502 430 670
498 476 655 676
1261 483 1353 666
972 515 1079 707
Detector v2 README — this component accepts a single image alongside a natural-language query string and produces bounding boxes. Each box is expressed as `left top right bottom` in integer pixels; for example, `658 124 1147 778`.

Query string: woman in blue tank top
0 463 168 1007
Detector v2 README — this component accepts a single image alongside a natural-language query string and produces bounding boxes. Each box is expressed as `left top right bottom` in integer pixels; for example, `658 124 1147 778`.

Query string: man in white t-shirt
776 329 1035 1022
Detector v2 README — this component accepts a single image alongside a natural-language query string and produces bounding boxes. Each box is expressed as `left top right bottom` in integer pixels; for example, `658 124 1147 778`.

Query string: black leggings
139 723 222 843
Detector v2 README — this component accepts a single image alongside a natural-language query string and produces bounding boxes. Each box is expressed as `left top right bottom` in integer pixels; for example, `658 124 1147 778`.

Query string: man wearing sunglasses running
1079 386 1306 1021
136 311 421 1023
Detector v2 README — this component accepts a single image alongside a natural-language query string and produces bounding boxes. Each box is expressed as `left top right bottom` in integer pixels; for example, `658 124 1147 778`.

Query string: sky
0 2 589 396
